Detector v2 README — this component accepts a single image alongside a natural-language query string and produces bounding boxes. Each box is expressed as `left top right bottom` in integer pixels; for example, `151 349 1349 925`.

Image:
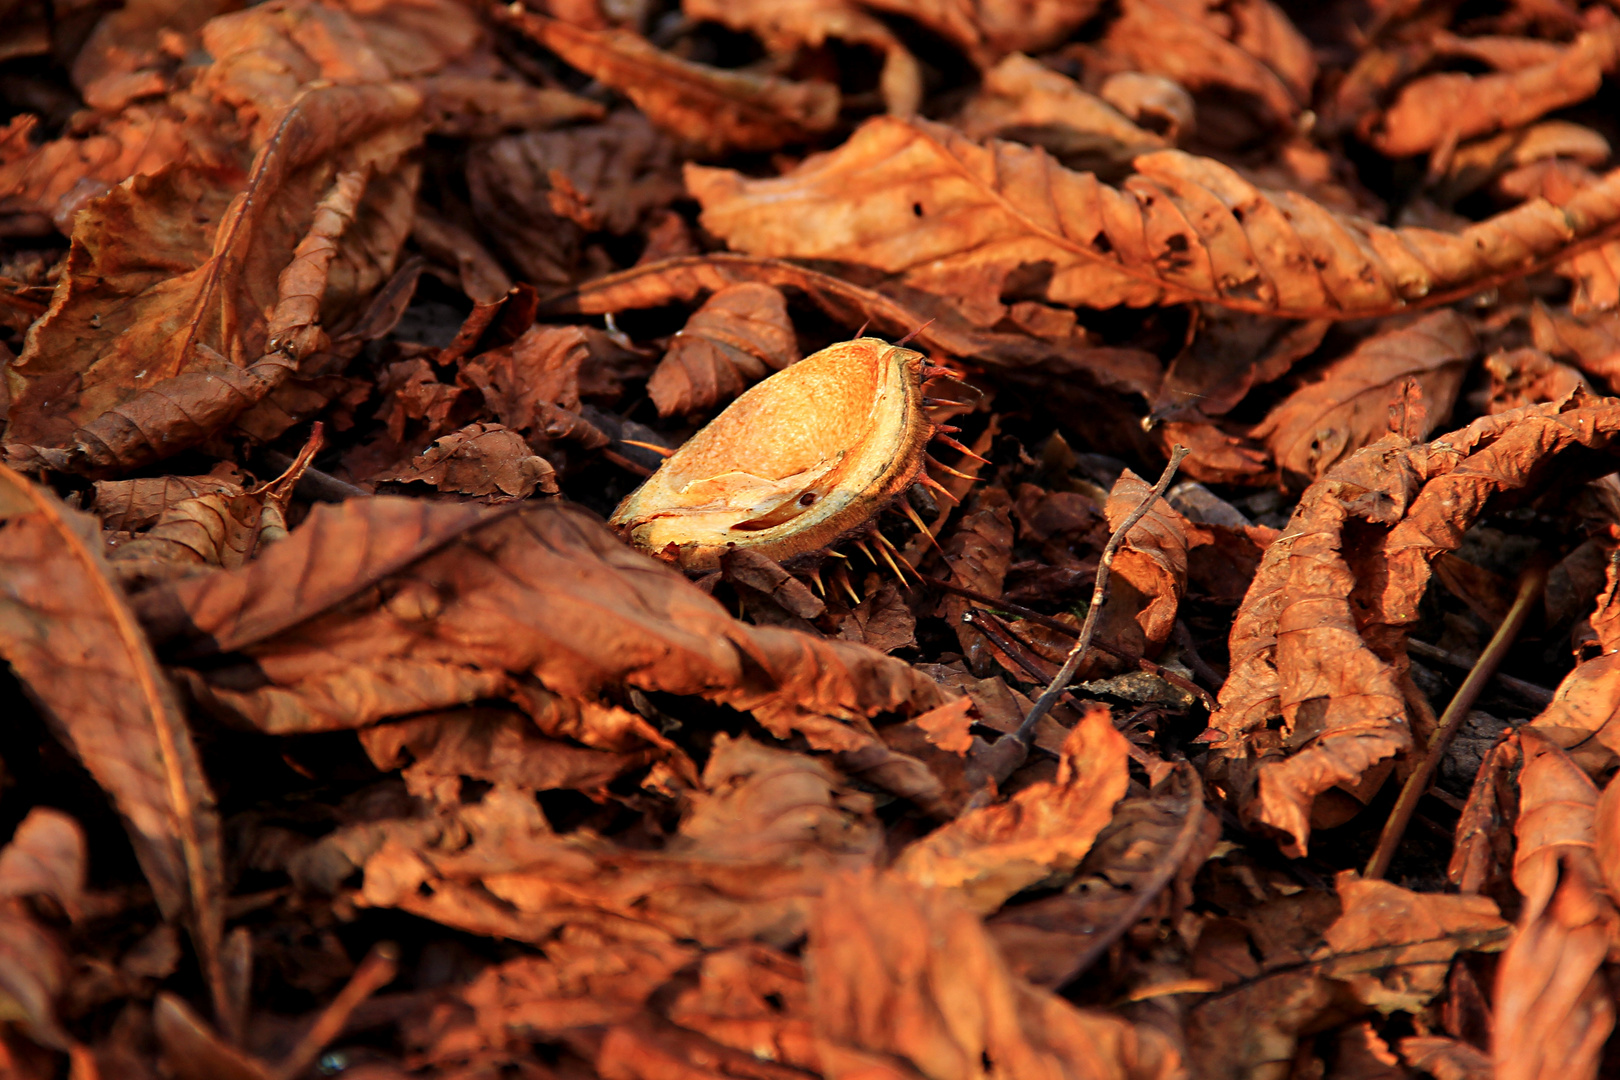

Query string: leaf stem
1363 555 1550 880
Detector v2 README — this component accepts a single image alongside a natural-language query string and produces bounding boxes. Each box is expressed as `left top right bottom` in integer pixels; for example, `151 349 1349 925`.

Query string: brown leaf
373 422 558 500
545 252 1163 399
1368 22 1620 157
91 466 248 532
7 81 424 472
1210 396 1620 855
1480 347 1588 413
894 704 1130 913
839 579 918 654
939 486 1016 665
143 498 949 751
467 110 683 287
1152 307 1330 423
1101 0 1314 132
508 12 838 155
956 53 1166 168
688 116 1620 323
1317 873 1508 1014
0 465 224 1007
857 0 1105 66
723 547 828 622
1530 302 1620 389
649 283 800 416
1449 736 1522 898
807 871 1183 1080
0 809 86 921
1493 730 1617 1080
987 764 1211 987
1103 468 1192 654
1253 310 1476 485
457 325 617 448
1400 1037 1493 1080
683 0 923 116
0 812 80 1050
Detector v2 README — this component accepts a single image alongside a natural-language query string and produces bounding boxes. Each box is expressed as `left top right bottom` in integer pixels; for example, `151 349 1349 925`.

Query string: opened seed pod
611 337 944 572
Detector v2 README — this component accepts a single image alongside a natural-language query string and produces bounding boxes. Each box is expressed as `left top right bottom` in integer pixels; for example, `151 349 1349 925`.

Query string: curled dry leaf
141 498 950 754
956 53 1166 167
0 809 87 920
1254 309 1476 486
682 0 923 117
546 252 1164 398
648 282 800 417
455 324 621 451
1493 731 1617 1080
1101 468 1192 656
612 337 934 572
857 0 1105 66
374 422 559 500
1368 21 1620 157
1210 396 1620 855
1317 873 1508 1014
353 734 880 949
7 81 425 472
808 871 1183 1080
1101 0 1315 132
987 763 1211 988
689 116 1620 324
0 810 87 1051
92 466 247 532
0 465 224 1007
894 704 1130 914
507 12 838 155
1480 347 1588 414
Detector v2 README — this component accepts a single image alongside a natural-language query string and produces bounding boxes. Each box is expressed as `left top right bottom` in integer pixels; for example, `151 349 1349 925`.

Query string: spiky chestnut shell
610 337 933 572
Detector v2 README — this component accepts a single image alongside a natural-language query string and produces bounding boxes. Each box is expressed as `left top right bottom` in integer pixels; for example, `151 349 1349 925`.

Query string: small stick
1018 447 1189 744
1363 557 1549 880
271 942 399 1080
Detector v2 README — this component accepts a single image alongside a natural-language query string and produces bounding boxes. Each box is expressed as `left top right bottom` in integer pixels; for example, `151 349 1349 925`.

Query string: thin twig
272 941 399 1080
1405 638 1553 708
1363 556 1549 880
1018 447 1189 743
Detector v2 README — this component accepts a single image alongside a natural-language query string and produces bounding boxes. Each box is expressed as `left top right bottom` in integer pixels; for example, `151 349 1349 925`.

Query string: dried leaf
1103 468 1192 654
1211 396 1620 855
939 486 1016 664
689 116 1620 323
649 282 800 416
1317 873 1508 1014
807 871 1183 1080
0 811 82 1050
839 579 918 654
1368 22 1620 157
1480 347 1588 413
1253 310 1476 485
895 705 1130 913
956 53 1165 167
0 809 86 920
682 0 922 116
987 764 1210 987
857 0 1104 66
91 467 248 532
374 422 558 499
0 465 223 1002
508 12 837 155
1493 731 1617 1080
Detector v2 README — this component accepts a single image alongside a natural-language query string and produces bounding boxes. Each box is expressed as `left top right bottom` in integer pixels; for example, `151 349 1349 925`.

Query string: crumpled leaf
1317 873 1508 1014
373 422 558 500
0 809 87 921
1210 395 1620 856
546 252 1163 399
987 763 1211 988
91 466 248 532
939 486 1016 667
467 109 682 288
894 704 1130 913
807 871 1183 1080
956 53 1166 169
0 811 86 1051
682 0 922 116
649 282 800 416
1493 731 1617 1080
140 498 950 753
857 0 1105 67
1100 0 1314 133
0 464 224 1006
1253 309 1476 486
689 116 1620 324
456 325 621 450
1480 347 1588 413
507 11 838 155
1368 21 1620 157
352 735 880 949
1102 468 1191 655
6 80 425 472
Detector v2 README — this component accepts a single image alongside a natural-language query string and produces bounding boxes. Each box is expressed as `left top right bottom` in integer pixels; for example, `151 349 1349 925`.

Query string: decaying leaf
956 53 1166 168
1210 396 1620 855
689 116 1620 324
612 337 935 571
0 810 86 1051
373 422 558 500
506 11 838 155
648 282 800 417
1101 468 1191 655
895 705 1130 913
0 465 225 1010
1254 310 1476 485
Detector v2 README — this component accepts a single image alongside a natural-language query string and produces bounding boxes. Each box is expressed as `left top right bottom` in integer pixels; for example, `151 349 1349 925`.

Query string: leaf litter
8 0 1620 1077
